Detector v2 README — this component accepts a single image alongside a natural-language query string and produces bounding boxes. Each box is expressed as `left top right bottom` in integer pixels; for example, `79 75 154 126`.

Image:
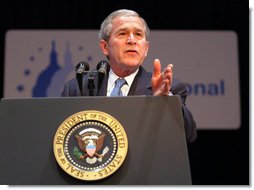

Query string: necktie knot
110 78 126 96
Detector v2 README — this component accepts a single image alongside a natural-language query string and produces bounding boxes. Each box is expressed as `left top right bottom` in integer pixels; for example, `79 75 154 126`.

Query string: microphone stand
75 61 90 96
88 71 95 96
96 60 110 96
76 60 109 96
76 74 84 96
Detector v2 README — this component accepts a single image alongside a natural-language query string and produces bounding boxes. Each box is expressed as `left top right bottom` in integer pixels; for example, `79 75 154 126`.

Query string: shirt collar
108 68 139 87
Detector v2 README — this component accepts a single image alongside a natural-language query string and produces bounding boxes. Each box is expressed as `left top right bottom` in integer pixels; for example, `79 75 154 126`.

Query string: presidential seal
53 110 128 181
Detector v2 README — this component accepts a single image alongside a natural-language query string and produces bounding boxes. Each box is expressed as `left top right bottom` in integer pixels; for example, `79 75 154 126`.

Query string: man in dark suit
62 9 197 143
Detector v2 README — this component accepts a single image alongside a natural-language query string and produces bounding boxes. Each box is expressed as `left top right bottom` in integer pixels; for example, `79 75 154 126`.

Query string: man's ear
99 40 109 56
145 41 150 57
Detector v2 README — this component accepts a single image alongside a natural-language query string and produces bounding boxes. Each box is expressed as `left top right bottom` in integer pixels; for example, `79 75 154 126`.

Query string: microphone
96 60 110 96
75 61 90 75
75 61 90 96
97 60 110 76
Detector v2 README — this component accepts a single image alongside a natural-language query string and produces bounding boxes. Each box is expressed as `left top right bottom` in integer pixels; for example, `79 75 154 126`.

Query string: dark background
0 0 249 185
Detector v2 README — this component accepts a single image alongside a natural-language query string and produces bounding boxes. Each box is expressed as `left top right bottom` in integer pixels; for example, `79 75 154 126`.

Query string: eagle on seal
75 128 108 163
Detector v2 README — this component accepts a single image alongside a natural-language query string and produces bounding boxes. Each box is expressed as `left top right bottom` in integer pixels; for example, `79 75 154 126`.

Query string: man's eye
136 33 143 36
119 32 126 36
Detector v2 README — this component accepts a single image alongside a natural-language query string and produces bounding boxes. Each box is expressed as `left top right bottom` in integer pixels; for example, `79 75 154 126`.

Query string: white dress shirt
107 68 139 96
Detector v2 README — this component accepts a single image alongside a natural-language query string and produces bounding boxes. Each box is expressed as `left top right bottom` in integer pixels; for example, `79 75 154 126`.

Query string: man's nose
127 33 136 44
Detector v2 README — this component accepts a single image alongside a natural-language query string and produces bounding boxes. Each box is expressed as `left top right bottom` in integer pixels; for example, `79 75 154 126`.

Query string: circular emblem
53 110 128 181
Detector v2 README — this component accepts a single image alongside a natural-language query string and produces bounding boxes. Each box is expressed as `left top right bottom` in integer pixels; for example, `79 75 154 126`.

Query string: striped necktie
110 78 126 96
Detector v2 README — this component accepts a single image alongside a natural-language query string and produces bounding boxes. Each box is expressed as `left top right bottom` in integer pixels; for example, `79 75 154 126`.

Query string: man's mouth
125 50 138 55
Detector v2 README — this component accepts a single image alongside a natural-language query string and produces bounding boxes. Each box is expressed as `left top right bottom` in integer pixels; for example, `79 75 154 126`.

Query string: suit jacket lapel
128 66 152 96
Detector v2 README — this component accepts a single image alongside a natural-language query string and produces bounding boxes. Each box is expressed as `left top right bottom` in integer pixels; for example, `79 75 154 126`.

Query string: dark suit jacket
62 66 197 143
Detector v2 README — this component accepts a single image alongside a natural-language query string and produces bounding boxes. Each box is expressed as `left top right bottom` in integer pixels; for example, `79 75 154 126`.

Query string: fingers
164 64 173 75
153 79 170 96
153 59 161 77
160 79 170 96
152 59 174 96
163 79 170 93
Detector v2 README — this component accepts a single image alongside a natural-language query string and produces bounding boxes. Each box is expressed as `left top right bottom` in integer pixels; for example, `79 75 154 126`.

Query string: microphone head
97 60 110 75
75 61 90 74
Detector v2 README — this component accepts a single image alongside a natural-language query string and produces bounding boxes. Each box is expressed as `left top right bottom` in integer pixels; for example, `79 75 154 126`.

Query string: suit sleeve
171 80 197 143
61 78 81 97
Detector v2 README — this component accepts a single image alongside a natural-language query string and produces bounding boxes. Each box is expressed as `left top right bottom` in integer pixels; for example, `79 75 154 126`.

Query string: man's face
100 16 149 76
